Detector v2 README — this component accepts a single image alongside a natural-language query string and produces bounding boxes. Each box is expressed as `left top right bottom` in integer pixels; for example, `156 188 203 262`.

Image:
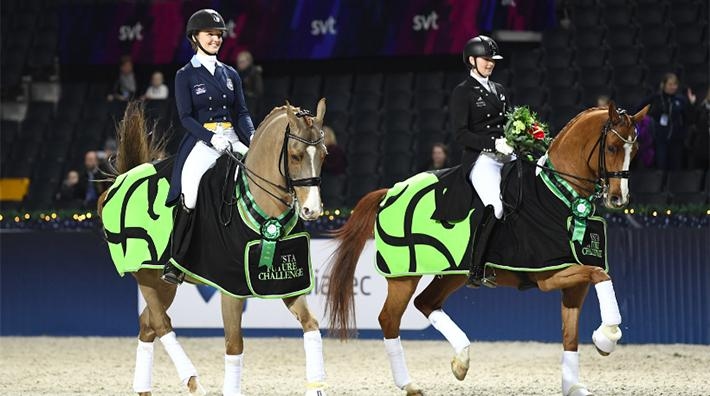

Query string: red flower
529 123 546 140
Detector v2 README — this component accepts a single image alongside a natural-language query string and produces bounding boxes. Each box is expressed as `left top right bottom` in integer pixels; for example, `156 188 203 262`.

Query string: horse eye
290 154 300 162
608 146 618 154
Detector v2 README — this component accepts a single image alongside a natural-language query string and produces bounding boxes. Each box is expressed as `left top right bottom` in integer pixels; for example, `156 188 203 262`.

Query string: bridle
224 109 324 209
536 110 638 199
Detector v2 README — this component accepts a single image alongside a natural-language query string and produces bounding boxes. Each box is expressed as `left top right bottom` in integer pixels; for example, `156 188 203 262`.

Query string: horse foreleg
413 274 470 381
561 283 594 396
380 276 422 395
221 294 246 396
284 295 326 395
135 270 203 395
533 265 622 356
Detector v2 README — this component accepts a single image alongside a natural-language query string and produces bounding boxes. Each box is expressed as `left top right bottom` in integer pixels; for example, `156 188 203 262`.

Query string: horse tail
325 188 387 340
97 101 167 217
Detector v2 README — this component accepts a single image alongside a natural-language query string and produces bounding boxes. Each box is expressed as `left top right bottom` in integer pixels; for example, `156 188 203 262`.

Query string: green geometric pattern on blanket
102 163 173 276
375 171 474 277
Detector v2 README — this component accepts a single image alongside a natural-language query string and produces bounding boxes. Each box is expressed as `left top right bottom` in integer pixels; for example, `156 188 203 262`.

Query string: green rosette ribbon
259 218 283 269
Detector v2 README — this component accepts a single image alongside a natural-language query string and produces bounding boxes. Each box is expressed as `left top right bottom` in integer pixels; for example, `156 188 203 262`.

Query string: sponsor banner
139 239 432 330
59 0 556 64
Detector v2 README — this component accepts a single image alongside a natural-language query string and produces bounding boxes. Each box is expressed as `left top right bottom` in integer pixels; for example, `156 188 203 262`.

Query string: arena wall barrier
1 227 707 344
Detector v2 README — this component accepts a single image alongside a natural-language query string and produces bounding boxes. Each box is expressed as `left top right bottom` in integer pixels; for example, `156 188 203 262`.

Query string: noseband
226 109 324 209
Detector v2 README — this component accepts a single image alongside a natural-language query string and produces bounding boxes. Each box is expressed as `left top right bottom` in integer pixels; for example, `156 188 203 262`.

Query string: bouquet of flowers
503 106 552 157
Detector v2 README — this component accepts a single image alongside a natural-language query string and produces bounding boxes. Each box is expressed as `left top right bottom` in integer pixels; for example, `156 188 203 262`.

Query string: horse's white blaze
301 146 322 215
620 142 632 202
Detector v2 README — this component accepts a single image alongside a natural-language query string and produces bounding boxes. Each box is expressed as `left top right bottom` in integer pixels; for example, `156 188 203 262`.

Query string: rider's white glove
210 134 230 152
229 140 249 156
494 138 514 155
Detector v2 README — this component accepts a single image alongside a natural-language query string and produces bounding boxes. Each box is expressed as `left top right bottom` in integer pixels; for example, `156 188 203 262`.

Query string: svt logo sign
118 23 143 41
412 11 439 31
311 16 337 35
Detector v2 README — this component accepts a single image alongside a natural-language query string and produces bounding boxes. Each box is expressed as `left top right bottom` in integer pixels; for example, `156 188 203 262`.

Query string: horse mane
553 107 604 140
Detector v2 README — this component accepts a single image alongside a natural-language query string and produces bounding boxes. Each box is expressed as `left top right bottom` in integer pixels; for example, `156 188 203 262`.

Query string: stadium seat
349 111 381 134
670 2 703 25
610 46 642 68
349 92 381 112
544 48 575 69
321 174 347 208
643 46 677 69
345 174 380 206
614 88 648 110
675 24 707 46
383 91 413 111
415 71 445 93
614 65 647 88
263 76 290 97
514 87 548 110
577 48 609 69
542 28 573 50
353 73 384 95
513 69 545 89
384 110 414 133
575 26 607 49
323 74 353 97
291 75 322 96
549 87 582 108
323 94 350 113
630 169 666 194
639 24 673 47
384 73 414 94
635 4 667 26
414 110 447 132
512 49 543 71
602 5 634 27
606 26 639 49
323 110 349 135
346 152 379 175
666 170 705 194
444 71 467 92
572 6 601 29
415 91 445 111
582 86 614 107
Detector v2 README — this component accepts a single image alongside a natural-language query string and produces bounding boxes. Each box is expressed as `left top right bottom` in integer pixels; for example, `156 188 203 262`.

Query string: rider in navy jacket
163 9 255 286
166 9 255 207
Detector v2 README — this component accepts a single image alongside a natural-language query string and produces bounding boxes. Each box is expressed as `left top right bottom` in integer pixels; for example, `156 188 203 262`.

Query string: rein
222 109 324 211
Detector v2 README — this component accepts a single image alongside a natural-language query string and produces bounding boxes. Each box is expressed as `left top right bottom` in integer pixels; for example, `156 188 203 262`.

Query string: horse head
283 98 328 220
548 101 649 209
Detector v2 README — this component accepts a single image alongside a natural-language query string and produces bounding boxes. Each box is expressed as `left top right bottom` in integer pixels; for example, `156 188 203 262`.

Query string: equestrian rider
450 35 513 222
163 9 255 284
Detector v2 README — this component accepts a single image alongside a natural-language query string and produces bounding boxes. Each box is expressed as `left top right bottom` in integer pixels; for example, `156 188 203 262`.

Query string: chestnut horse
98 100 329 396
325 102 649 396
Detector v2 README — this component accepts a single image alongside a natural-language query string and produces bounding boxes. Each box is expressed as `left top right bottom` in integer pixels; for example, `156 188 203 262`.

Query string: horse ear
315 98 326 125
285 101 298 127
608 100 621 124
632 104 650 123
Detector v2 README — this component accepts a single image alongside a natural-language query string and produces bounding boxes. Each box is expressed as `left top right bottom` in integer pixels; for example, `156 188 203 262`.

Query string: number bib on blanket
568 215 608 269
245 232 313 297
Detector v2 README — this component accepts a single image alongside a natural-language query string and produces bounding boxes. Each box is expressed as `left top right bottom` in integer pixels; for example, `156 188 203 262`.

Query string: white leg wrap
428 309 470 354
223 354 244 396
383 337 412 389
561 350 579 396
303 330 326 383
159 331 197 385
595 280 621 326
133 340 154 393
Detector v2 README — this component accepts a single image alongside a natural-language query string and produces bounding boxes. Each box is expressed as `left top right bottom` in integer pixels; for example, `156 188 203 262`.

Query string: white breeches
181 128 239 209
469 152 514 219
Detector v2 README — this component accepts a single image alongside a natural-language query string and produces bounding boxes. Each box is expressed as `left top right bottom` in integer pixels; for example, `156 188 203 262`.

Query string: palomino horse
325 102 649 396
99 99 329 396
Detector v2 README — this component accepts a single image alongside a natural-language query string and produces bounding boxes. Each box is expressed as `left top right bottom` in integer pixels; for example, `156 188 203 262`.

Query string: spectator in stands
142 71 169 100
162 9 255 284
107 56 136 102
82 151 106 208
687 87 709 170
420 142 450 172
638 73 696 170
321 125 346 176
235 50 263 120
596 95 610 108
632 114 655 170
55 170 85 208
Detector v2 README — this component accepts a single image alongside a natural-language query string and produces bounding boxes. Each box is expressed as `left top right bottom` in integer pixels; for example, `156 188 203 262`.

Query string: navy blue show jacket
167 56 255 206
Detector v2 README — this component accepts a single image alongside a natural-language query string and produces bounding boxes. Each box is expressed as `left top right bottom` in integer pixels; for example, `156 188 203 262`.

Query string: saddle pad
245 232 313 298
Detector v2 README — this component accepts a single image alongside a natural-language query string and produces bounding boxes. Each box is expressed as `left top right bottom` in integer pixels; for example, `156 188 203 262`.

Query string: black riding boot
466 205 498 288
161 198 193 285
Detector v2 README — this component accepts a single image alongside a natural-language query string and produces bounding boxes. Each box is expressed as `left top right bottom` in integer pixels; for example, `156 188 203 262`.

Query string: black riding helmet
186 9 227 54
462 35 503 67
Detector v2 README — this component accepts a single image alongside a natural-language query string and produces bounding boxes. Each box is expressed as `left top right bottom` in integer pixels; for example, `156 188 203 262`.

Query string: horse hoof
566 383 595 396
187 376 206 395
592 324 622 356
404 382 424 396
305 382 327 396
450 346 470 381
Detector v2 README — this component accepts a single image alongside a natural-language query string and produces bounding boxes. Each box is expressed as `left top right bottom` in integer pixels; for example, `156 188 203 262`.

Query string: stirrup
161 263 185 285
